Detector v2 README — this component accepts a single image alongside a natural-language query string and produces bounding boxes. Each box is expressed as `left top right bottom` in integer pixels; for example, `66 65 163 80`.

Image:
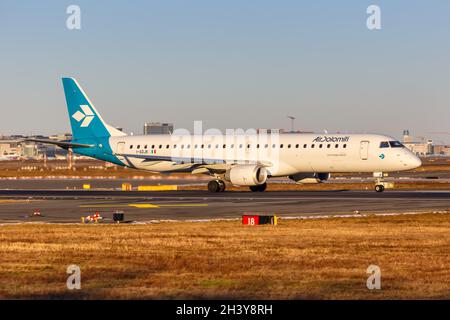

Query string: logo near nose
72 105 95 127
379 154 385 159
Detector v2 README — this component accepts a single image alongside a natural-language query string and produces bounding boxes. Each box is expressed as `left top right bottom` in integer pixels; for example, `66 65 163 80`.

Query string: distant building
0 140 21 158
0 134 72 160
433 144 450 156
402 130 434 156
256 128 314 134
21 140 54 159
143 122 173 135
256 129 281 134
404 141 433 156
402 130 413 143
49 133 72 141
21 142 38 158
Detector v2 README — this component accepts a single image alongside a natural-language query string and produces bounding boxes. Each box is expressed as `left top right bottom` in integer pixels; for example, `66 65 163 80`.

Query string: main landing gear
207 181 268 192
207 179 226 193
249 183 267 192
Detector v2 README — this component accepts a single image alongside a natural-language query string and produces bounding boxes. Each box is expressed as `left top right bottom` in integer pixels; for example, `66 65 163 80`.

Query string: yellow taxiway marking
79 203 208 209
158 204 209 207
129 204 160 208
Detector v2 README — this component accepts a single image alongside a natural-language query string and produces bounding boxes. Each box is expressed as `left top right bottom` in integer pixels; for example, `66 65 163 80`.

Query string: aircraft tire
217 180 226 192
208 180 220 192
249 183 267 192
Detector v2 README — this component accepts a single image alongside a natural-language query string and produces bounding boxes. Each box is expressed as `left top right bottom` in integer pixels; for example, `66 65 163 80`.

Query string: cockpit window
389 141 404 148
379 141 389 148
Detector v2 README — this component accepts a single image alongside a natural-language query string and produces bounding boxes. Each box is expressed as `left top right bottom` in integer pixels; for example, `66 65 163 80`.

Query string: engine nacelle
225 165 268 186
288 172 330 184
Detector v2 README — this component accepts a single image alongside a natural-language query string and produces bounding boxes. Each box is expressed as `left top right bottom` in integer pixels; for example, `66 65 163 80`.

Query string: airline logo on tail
72 105 95 127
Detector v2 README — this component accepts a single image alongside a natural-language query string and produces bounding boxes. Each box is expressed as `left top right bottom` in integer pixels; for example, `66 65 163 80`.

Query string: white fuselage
108 133 421 177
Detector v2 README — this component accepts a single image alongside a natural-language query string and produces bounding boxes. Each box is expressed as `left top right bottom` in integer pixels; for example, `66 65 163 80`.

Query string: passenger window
272 144 276 148
265 144 268 148
239 144 243 148
137 145 140 149
130 145 133 149
173 144 177 149
231 144 234 148
287 144 291 148
303 144 307 148
311 144 315 148
144 145 148 149
159 145 162 149
295 144 299 148
223 144 226 148
166 145 169 149
181 145 184 149
151 145 155 149
380 141 389 148
319 144 323 148
257 144 260 148
343 144 347 148
335 144 339 148
280 144 284 148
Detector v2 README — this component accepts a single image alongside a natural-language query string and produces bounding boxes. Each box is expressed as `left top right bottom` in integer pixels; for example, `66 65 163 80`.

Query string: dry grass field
0 213 449 299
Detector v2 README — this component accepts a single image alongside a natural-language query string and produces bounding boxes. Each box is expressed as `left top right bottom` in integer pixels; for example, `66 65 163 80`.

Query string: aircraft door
360 141 369 160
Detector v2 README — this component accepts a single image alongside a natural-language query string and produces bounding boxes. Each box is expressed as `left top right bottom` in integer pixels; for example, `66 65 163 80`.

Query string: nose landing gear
373 172 386 192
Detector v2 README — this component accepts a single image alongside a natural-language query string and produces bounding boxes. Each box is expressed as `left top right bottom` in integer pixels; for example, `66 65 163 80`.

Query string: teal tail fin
62 78 125 140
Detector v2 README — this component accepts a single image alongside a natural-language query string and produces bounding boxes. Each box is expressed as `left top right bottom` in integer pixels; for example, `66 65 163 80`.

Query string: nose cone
409 155 422 169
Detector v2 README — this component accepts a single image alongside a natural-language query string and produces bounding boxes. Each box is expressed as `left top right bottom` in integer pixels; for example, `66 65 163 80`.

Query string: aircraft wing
116 153 227 165
116 152 271 166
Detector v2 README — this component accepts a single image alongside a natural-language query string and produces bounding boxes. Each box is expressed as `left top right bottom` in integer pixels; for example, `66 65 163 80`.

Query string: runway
0 189 448 223
0 189 450 199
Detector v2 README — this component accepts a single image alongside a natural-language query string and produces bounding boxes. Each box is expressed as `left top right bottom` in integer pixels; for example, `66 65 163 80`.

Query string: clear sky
0 1 449 143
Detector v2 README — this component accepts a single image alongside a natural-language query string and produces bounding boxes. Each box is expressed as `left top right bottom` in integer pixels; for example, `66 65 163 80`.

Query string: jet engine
225 165 268 186
288 172 330 184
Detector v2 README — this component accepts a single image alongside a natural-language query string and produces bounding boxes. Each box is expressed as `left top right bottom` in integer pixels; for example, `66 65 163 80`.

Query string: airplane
26 78 422 193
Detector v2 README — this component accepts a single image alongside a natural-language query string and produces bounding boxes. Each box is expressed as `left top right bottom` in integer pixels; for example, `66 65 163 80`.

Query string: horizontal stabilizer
24 138 94 149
